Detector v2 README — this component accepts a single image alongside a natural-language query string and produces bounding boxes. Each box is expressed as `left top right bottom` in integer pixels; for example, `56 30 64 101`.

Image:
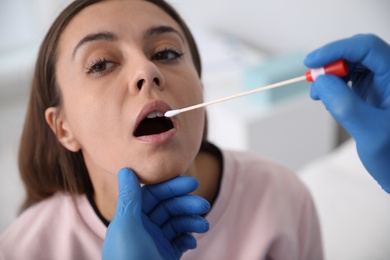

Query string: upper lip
133 100 174 135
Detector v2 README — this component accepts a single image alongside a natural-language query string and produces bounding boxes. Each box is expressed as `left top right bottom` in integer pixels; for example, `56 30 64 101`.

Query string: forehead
59 0 184 52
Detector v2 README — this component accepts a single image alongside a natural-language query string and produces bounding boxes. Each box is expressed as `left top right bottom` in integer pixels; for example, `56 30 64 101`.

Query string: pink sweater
0 150 322 260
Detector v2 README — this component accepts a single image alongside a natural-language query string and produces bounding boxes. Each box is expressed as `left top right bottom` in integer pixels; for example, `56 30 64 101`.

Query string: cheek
58 67 124 139
186 109 205 154
171 74 205 140
63 98 130 175
179 87 205 157
60 82 125 159
172 67 204 107
174 69 205 141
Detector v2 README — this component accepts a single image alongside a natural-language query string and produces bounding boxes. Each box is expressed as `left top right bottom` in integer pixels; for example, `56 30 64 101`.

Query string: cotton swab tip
164 110 180 118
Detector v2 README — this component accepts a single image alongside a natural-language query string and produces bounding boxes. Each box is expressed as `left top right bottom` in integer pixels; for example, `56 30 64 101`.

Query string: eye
152 48 183 61
85 58 117 76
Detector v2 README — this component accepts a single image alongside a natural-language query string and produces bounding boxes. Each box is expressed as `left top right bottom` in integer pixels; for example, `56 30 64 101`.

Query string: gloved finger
304 34 390 77
140 213 178 260
116 168 142 219
309 82 320 100
142 176 199 213
162 215 209 241
172 233 197 257
312 75 382 138
148 195 210 226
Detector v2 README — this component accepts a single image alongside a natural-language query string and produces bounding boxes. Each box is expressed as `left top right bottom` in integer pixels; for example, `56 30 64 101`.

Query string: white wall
0 0 72 55
2 1 389 56
169 0 390 54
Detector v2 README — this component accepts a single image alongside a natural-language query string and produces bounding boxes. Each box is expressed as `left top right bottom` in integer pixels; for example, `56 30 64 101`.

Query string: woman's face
53 0 205 183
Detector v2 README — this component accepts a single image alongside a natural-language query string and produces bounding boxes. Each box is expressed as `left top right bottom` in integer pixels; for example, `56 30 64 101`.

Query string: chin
134 166 184 185
138 174 181 185
133 152 196 185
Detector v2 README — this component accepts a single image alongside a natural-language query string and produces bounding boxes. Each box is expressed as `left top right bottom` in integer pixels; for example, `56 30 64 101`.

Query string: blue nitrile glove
304 34 390 193
102 168 210 260
142 176 210 258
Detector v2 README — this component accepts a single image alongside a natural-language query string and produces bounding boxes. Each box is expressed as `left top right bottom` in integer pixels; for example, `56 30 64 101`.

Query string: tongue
134 117 173 137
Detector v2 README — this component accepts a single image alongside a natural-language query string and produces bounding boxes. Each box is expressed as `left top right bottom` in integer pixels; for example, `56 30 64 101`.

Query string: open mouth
133 112 174 137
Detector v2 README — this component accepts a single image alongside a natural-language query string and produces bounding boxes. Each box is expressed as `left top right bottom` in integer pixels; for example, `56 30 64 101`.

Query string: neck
89 169 118 222
190 150 221 204
89 149 222 223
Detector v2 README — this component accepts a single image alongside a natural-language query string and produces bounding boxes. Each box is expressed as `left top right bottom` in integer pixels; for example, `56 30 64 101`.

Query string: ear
45 107 81 152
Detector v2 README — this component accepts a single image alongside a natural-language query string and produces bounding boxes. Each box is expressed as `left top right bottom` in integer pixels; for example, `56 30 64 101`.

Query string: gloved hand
102 168 210 259
304 34 390 193
142 174 210 258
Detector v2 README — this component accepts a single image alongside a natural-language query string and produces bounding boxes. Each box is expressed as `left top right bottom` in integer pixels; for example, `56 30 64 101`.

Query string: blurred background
1 0 390 259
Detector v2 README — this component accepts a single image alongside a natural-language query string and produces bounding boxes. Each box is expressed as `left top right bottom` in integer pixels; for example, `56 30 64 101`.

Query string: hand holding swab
165 59 348 118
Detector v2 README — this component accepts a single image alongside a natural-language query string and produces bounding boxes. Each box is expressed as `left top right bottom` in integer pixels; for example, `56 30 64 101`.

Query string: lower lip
134 128 177 145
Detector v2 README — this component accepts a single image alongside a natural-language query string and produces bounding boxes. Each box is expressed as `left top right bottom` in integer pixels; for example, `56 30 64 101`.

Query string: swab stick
164 76 306 117
165 59 348 118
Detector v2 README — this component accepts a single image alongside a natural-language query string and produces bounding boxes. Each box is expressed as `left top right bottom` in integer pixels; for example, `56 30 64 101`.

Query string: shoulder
220 149 317 215
2 193 72 229
196 149 323 259
0 192 102 259
221 148 320 223
0 193 73 240
222 148 321 228
4 193 76 228
223 149 306 192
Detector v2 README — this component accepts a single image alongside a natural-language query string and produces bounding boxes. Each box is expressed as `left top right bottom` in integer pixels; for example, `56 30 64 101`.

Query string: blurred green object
242 52 310 105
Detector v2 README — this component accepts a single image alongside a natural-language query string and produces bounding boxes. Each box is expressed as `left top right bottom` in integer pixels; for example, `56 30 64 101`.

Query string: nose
129 59 164 94
136 77 160 90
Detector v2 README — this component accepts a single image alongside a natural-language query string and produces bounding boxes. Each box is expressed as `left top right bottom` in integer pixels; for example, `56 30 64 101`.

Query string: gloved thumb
116 168 142 220
103 169 162 260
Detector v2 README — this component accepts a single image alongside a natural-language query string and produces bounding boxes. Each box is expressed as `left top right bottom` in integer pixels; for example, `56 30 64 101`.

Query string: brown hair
18 0 204 211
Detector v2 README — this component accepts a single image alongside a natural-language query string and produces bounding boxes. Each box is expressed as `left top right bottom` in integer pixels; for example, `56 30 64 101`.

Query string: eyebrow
144 25 184 42
72 26 184 59
72 31 118 59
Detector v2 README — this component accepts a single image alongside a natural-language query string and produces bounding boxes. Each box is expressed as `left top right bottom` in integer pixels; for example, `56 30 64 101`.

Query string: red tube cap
305 59 348 82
